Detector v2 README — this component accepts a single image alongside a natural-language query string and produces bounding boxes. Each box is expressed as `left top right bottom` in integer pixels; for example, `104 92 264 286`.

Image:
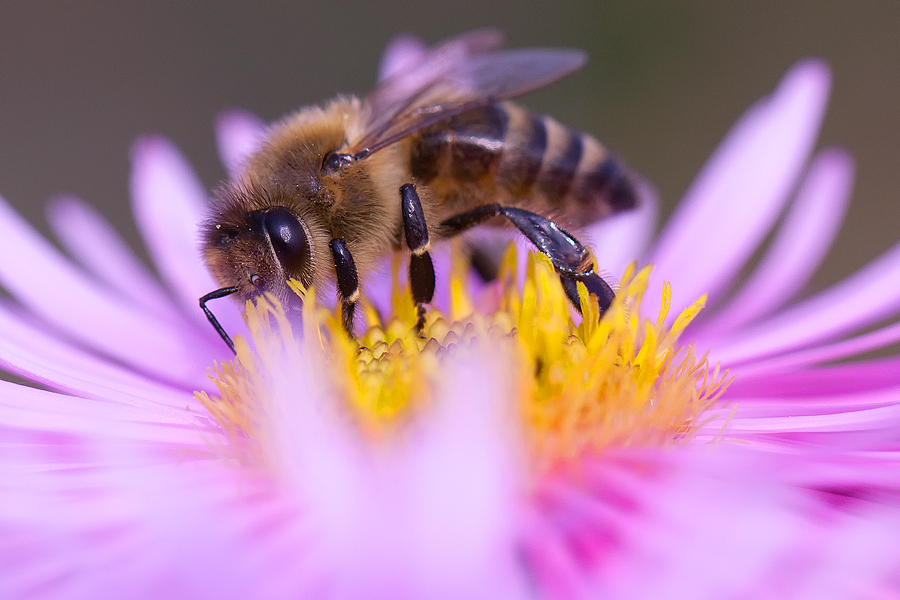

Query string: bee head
202 202 316 310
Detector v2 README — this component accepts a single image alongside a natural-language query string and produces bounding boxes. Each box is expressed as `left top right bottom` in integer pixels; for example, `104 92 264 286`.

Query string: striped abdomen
409 103 637 226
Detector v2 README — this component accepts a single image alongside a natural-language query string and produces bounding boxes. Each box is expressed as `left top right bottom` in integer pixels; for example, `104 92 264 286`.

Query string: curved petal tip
378 33 428 82
130 133 173 166
215 109 267 176
784 57 831 95
773 58 831 124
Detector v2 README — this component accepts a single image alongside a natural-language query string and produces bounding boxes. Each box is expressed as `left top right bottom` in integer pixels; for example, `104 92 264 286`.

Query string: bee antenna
199 286 239 354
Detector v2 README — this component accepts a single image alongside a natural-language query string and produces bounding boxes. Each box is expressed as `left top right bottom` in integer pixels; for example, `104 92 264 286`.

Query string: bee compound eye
250 274 261 285
261 207 311 279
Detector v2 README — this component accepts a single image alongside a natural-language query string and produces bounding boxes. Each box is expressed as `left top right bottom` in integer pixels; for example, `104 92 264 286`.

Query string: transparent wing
360 29 505 141
376 29 502 85
349 32 586 160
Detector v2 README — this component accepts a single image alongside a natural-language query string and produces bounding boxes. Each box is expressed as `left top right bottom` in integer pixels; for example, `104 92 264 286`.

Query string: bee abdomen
411 103 637 223
502 105 638 222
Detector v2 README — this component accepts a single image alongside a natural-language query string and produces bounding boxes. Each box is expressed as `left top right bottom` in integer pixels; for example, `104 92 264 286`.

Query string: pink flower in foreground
2 35 900 599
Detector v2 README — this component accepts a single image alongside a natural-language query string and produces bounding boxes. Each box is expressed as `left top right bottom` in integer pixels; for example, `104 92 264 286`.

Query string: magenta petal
710 239 900 366
378 33 427 82
47 195 187 326
216 110 267 177
647 60 831 318
730 356 900 399
726 401 900 434
695 149 853 337
713 397 898 423
130 136 246 344
0 196 218 386
567 448 900 598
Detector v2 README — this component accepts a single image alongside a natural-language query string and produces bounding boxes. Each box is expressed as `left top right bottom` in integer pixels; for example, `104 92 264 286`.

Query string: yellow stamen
197 245 731 468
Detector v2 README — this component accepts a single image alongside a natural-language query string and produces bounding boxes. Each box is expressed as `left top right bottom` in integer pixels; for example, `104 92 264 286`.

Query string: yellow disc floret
196 245 730 468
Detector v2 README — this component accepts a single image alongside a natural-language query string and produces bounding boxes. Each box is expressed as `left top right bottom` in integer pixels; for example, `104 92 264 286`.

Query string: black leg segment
440 204 615 316
559 272 615 317
200 286 239 354
400 184 436 331
330 238 359 336
401 184 430 254
440 203 503 236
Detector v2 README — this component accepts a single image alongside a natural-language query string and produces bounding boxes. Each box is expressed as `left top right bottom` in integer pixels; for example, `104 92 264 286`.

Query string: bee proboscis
200 30 638 353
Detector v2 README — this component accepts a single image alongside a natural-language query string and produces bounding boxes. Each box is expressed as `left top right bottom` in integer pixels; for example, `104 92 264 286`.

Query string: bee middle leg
329 238 359 336
400 184 436 333
440 204 616 315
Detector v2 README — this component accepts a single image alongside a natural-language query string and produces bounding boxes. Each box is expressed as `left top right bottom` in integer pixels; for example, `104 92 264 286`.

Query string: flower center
196 245 730 468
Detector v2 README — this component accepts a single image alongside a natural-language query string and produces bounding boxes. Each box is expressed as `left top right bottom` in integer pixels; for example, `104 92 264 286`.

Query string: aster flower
1 34 900 599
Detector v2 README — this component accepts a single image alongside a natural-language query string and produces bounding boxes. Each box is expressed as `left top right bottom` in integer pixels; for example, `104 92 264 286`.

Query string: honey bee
200 30 638 353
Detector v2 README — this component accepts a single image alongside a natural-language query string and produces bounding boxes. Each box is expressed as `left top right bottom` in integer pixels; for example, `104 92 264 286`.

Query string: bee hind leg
329 238 360 337
440 204 615 316
400 184 436 333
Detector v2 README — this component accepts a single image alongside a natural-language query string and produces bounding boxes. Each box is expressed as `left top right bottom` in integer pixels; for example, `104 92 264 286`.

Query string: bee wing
377 29 504 83
357 29 505 148
349 37 586 160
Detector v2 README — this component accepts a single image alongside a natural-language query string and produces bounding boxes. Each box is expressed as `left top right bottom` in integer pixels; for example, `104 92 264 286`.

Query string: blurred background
0 1 897 294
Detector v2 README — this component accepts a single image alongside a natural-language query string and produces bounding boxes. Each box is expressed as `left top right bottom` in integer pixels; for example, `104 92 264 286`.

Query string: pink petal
360 255 396 318
709 239 900 366
260 346 529 598
734 321 900 378
130 136 212 307
423 243 455 313
395 352 527 598
378 34 427 82
0 380 215 445
216 110 267 178
647 59 831 318
0 457 297 599
130 136 246 348
695 148 853 337
0 299 205 405
0 195 219 386
46 195 187 326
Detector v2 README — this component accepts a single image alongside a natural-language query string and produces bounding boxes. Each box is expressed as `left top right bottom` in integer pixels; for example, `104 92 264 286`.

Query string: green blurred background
0 1 897 295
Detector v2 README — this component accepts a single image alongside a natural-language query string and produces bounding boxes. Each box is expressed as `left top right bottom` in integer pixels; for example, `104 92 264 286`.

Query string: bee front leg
441 205 615 316
199 286 239 354
400 184 436 333
329 238 359 337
